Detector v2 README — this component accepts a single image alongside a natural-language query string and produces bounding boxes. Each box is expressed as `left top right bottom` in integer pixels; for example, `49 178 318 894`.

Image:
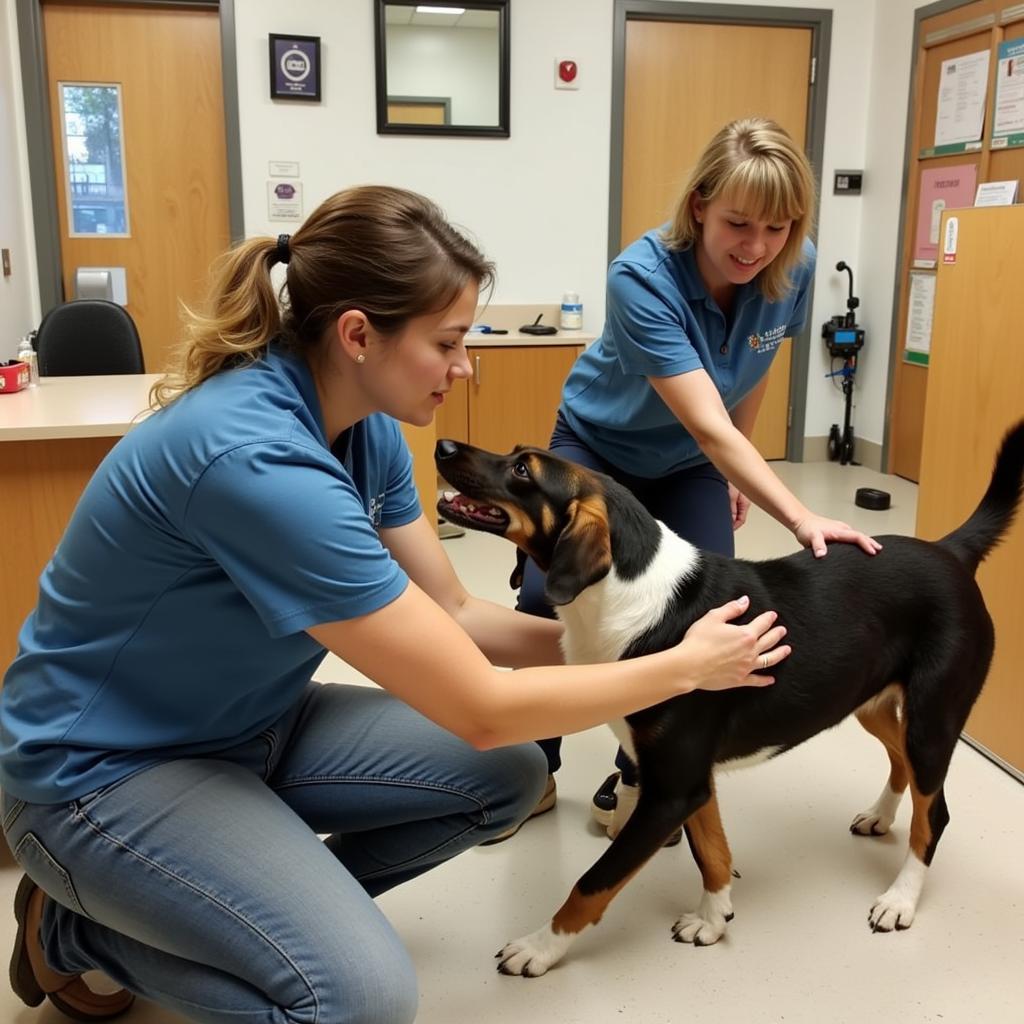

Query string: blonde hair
151 186 494 408
662 117 816 301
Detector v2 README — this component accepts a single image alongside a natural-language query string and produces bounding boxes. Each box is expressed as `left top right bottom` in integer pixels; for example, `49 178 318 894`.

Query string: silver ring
760 654 769 671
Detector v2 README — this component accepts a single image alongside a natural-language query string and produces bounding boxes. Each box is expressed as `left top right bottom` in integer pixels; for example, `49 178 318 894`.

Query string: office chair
36 300 145 376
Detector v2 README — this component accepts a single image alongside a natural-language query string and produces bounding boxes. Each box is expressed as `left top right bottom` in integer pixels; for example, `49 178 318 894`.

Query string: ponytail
150 237 284 409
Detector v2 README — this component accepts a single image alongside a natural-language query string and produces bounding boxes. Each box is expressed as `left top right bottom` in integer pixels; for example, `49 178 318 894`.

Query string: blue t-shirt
0 345 420 804
561 230 816 476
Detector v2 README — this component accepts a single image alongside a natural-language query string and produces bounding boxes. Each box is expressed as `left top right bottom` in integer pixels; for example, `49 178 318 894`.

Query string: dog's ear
544 496 612 605
509 547 528 590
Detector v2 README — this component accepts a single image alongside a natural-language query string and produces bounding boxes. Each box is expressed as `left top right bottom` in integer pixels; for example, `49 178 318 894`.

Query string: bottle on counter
559 291 583 330
16 333 39 387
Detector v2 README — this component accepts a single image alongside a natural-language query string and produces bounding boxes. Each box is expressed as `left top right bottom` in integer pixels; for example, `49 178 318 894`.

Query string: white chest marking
555 521 700 666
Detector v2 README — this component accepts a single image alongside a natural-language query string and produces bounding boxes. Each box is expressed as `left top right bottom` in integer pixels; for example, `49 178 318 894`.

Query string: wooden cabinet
916 206 1024 778
435 343 583 453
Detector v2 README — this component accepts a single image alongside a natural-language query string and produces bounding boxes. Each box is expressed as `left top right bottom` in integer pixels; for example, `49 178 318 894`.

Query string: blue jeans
518 412 735 783
2 682 547 1023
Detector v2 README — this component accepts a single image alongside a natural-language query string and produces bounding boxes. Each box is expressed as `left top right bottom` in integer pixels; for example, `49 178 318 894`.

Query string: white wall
0 0 40 360
387 24 499 125
1 0 939 448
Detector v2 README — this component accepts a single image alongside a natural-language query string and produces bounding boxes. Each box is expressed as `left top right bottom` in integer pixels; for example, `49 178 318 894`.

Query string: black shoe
591 772 683 847
590 771 620 828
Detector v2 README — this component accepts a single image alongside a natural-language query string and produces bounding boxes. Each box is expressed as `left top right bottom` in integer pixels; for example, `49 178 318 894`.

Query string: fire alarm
555 58 579 90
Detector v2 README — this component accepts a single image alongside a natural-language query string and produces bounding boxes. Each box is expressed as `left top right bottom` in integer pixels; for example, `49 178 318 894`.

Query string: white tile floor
3 461 1023 1023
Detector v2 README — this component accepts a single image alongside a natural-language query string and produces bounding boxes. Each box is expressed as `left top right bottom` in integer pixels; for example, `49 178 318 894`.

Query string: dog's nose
435 439 460 460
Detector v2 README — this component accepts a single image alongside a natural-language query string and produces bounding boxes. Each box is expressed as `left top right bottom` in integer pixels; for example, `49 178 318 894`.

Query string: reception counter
0 375 437 671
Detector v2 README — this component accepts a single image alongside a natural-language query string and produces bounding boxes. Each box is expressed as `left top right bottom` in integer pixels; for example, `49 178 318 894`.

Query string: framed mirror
374 1 510 138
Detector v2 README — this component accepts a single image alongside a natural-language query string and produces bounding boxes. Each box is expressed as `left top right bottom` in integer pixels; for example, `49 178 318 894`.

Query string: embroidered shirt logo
747 324 787 354
368 493 385 527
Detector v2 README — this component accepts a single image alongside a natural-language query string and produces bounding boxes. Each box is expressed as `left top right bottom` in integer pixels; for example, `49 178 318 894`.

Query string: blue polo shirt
0 344 420 804
561 230 816 476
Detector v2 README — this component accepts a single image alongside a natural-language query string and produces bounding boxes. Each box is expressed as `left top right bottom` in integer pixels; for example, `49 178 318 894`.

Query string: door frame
609 0 832 464
15 0 244 316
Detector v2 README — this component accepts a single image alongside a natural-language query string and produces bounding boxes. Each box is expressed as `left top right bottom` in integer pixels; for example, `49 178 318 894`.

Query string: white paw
850 787 902 836
850 809 894 836
496 924 573 977
869 890 916 932
671 887 733 946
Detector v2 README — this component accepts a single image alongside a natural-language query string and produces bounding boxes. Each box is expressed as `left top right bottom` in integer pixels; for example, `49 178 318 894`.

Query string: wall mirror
374 1 510 137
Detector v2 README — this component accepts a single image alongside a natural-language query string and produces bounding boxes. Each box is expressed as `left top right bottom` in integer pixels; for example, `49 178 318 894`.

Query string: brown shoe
480 773 557 846
10 875 135 1020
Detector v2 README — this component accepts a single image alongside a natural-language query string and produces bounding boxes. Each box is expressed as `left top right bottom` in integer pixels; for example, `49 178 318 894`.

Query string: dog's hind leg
868 779 950 932
496 786 702 976
867 676 967 932
851 684 908 837
673 785 735 946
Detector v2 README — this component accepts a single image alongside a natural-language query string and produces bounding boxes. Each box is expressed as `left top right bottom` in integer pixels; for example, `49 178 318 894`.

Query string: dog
434 421 1024 977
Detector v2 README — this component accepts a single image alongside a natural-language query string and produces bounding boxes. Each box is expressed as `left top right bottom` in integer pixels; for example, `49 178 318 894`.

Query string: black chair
36 300 145 376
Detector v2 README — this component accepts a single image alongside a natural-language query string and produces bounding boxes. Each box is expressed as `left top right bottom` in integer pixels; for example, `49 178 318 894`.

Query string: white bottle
560 292 583 330
16 334 39 387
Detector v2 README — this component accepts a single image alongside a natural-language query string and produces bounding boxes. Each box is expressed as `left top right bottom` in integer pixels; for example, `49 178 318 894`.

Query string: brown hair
151 186 494 408
661 117 816 301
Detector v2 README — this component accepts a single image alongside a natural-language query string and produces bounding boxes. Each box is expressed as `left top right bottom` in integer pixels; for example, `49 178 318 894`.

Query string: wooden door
43 2 231 375
916 207 1024 774
468 346 581 453
622 19 812 460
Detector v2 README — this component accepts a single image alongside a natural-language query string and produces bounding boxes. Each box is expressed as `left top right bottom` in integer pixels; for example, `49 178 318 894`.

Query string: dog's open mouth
437 491 510 534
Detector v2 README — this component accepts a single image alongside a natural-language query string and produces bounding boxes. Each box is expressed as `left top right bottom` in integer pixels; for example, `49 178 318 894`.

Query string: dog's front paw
868 890 916 932
671 887 733 946
496 924 573 977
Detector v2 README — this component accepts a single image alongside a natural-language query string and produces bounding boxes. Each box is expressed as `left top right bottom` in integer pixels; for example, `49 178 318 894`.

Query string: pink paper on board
914 165 978 262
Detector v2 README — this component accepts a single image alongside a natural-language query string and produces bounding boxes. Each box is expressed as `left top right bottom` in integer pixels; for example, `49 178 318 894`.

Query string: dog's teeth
466 504 477 512
443 490 455 502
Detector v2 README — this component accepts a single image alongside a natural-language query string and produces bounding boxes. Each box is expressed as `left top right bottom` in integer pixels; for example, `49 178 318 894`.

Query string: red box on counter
0 360 30 393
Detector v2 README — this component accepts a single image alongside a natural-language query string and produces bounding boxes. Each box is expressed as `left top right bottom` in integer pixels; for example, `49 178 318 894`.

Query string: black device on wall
822 261 864 465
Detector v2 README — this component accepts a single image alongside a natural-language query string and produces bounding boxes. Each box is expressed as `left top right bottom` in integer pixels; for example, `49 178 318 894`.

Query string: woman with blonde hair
1 185 790 1022
514 117 880 842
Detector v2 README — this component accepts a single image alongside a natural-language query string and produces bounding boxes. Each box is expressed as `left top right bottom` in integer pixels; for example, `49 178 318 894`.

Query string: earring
355 354 366 364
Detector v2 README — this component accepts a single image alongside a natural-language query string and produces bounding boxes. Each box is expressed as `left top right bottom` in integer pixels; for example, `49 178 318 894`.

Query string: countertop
0 374 160 441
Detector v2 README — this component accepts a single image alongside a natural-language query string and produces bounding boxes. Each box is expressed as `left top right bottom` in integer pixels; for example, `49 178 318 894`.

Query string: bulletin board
888 0 1024 482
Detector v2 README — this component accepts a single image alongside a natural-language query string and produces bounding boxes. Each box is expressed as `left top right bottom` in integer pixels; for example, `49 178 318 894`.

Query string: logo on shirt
747 324 787 354
368 492 385 528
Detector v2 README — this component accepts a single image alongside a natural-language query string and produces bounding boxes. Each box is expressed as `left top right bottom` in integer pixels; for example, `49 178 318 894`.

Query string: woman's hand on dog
681 595 789 691
792 513 883 558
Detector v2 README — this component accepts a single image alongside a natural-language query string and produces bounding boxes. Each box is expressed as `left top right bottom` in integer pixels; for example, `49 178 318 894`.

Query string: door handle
474 354 481 386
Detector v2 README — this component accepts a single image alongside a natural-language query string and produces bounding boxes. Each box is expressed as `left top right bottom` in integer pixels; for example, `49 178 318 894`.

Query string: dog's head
434 440 612 605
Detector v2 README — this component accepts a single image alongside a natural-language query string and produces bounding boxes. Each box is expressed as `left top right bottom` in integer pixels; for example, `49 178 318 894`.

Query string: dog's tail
939 419 1024 573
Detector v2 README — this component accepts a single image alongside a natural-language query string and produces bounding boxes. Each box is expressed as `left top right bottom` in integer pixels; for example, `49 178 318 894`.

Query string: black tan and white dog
434 422 1024 977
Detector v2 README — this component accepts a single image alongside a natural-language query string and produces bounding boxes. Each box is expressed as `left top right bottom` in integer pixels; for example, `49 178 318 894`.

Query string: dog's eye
512 461 530 479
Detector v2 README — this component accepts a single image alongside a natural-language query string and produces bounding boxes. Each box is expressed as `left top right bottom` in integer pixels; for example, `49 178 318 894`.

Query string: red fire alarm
555 58 579 90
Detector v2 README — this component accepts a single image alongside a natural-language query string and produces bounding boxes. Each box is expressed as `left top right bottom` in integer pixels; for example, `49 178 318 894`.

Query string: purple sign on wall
269 34 321 102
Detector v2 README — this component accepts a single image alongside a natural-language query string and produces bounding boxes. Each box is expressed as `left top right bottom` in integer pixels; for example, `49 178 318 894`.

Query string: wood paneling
621 18 811 460
0 436 117 670
44 2 230 374
468 346 581 453
916 206 1024 773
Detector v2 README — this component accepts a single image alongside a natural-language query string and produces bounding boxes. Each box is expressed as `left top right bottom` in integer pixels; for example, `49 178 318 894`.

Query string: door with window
43 1 231 374
620 18 814 460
